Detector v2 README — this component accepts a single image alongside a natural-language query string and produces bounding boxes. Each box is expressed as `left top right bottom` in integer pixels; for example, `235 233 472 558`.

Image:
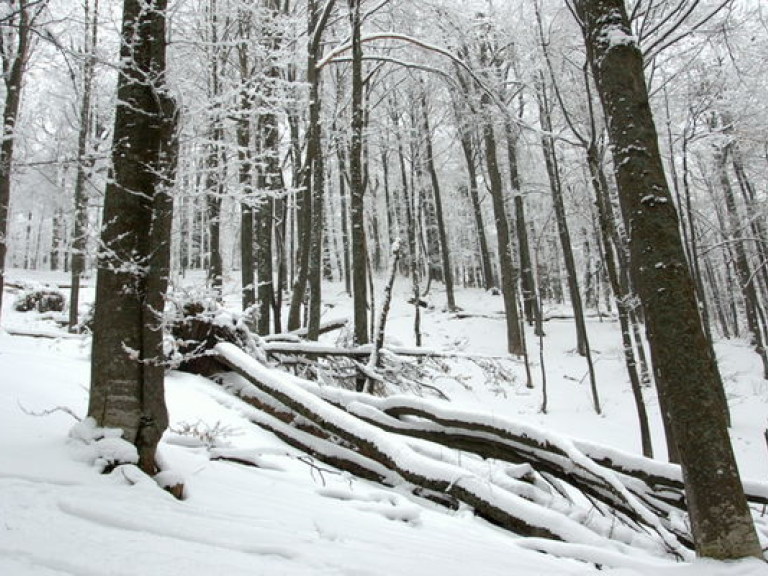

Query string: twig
17 401 82 421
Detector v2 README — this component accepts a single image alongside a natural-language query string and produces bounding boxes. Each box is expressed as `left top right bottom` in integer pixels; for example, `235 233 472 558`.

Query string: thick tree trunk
305 3 326 340
89 0 177 475
236 21 255 313
576 0 761 559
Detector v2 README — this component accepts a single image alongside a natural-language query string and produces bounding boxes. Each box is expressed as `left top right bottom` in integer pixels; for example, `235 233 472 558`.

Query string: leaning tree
572 0 761 560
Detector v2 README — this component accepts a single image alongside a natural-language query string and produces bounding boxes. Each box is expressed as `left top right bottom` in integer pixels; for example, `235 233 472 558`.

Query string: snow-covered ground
1 269 767 575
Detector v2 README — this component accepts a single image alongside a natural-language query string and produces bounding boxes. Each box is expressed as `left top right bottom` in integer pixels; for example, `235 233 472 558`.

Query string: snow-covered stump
212 343 695 562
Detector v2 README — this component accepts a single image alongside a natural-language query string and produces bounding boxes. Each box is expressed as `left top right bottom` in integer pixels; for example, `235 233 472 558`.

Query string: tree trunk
205 0 224 296
576 0 761 559
480 110 524 356
305 2 327 340
89 0 177 476
348 0 368 345
255 113 278 335
419 92 456 311
236 24 255 312
589 145 652 457
337 135 352 294
458 129 494 291
504 121 541 332
536 77 589 357
716 142 768 378
206 128 224 295
69 0 98 330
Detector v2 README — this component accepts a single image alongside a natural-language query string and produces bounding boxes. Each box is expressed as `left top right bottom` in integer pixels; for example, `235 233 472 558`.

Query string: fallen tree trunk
277 378 694 546
213 342 693 561
288 318 348 339
298 380 768 510
262 341 514 362
4 327 82 340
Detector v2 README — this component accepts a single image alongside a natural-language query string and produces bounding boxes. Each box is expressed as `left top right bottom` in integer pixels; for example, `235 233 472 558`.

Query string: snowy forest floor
1 269 768 575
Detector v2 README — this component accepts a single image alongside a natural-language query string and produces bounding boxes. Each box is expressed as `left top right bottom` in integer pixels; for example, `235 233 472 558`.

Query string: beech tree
88 0 178 475
573 0 761 559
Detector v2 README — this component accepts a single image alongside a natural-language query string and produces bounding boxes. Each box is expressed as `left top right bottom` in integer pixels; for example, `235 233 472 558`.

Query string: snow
1 270 768 575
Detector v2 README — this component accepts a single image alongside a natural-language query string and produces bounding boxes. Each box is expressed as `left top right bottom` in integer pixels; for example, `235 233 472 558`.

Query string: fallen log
263 341 514 362
4 327 81 340
213 342 692 560
281 381 691 548
295 379 768 509
288 318 348 339
451 311 505 320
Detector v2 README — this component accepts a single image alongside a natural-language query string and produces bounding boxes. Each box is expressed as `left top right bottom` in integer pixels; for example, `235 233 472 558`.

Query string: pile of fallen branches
260 338 519 399
202 343 768 567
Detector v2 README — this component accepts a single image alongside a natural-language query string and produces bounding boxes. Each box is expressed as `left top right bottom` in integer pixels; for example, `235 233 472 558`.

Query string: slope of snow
1 271 767 575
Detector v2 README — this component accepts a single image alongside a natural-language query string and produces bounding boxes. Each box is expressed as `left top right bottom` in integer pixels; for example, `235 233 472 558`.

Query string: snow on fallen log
198 376 396 484
261 340 514 362
297 379 768 510
572 439 768 508
267 318 349 341
4 327 81 340
342 398 689 555
264 342 372 358
515 539 676 571
213 342 687 559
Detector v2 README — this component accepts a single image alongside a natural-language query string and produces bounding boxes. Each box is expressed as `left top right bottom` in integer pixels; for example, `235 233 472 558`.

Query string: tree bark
480 111 524 356
536 76 589 358
458 130 494 292
420 92 456 311
236 14 255 313
204 0 224 297
69 0 98 330
305 0 328 341
89 0 177 475
504 121 540 331
255 113 277 335
575 0 761 559
348 0 368 345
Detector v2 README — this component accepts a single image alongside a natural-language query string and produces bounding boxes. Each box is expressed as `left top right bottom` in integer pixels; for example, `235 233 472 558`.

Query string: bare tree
88 0 178 475
573 0 761 559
